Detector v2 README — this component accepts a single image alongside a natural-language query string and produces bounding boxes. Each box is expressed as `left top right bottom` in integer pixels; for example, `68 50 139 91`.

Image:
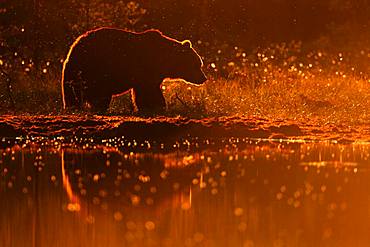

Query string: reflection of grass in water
2 41 369 124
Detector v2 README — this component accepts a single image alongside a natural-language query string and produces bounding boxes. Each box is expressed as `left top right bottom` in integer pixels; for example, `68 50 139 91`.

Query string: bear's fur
61 27 207 113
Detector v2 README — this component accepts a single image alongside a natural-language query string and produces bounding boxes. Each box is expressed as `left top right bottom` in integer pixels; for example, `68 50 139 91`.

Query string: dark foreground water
1 139 370 247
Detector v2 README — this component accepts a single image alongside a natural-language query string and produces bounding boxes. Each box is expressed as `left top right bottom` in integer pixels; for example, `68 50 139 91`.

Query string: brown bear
61 27 207 113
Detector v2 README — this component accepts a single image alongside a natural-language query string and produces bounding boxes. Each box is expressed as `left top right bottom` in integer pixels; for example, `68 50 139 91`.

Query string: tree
70 0 147 33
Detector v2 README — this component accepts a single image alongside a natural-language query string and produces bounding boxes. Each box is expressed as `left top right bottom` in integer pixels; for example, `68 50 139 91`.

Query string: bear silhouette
61 27 207 113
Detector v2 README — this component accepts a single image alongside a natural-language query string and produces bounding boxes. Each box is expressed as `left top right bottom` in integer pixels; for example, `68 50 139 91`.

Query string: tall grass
158 74 369 124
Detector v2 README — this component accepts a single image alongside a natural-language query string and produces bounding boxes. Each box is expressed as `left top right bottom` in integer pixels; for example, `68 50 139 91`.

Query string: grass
1 41 369 125
157 74 369 125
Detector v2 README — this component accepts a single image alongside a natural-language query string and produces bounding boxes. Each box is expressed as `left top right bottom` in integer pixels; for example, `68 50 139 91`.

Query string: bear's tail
61 63 82 111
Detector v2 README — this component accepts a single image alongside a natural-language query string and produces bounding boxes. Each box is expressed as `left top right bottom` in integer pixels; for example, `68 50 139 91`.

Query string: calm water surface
1 139 370 247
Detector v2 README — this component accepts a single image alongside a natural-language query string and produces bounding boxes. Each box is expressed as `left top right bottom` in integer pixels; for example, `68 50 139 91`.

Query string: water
1 139 370 247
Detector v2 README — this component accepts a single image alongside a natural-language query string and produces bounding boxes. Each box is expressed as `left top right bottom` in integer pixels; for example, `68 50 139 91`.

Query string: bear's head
167 40 207 85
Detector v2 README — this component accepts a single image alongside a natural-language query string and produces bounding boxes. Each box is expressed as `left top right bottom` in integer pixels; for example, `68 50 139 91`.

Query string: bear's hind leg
132 85 166 114
62 80 82 110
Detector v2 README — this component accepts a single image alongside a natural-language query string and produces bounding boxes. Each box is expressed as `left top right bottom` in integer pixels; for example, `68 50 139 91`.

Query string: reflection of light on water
180 186 192 210
163 153 201 168
299 161 358 168
2 139 370 246
61 150 81 212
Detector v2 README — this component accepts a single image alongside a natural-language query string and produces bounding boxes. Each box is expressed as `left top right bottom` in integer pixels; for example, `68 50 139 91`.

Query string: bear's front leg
87 94 112 113
132 85 166 114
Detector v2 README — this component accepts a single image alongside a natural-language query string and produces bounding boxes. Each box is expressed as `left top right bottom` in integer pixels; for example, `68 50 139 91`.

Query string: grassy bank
1 41 369 125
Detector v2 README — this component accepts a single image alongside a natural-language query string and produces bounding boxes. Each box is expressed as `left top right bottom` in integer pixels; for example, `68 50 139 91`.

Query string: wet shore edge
0 115 369 143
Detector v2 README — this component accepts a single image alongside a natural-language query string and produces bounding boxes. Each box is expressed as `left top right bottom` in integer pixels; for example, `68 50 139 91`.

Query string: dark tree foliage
139 0 369 47
1 0 369 71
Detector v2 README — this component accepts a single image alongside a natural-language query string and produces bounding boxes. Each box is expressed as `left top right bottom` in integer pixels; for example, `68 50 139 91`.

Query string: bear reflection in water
60 141 303 215
61 28 207 113
61 150 195 210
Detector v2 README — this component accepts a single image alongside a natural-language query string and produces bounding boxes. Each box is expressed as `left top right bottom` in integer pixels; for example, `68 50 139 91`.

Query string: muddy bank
0 115 369 143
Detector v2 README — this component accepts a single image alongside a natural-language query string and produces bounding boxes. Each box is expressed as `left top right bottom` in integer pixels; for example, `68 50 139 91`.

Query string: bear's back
73 28 136 56
75 28 168 52
68 28 170 68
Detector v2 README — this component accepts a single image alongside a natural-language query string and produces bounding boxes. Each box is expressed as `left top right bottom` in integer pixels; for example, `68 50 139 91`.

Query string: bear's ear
181 40 192 48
